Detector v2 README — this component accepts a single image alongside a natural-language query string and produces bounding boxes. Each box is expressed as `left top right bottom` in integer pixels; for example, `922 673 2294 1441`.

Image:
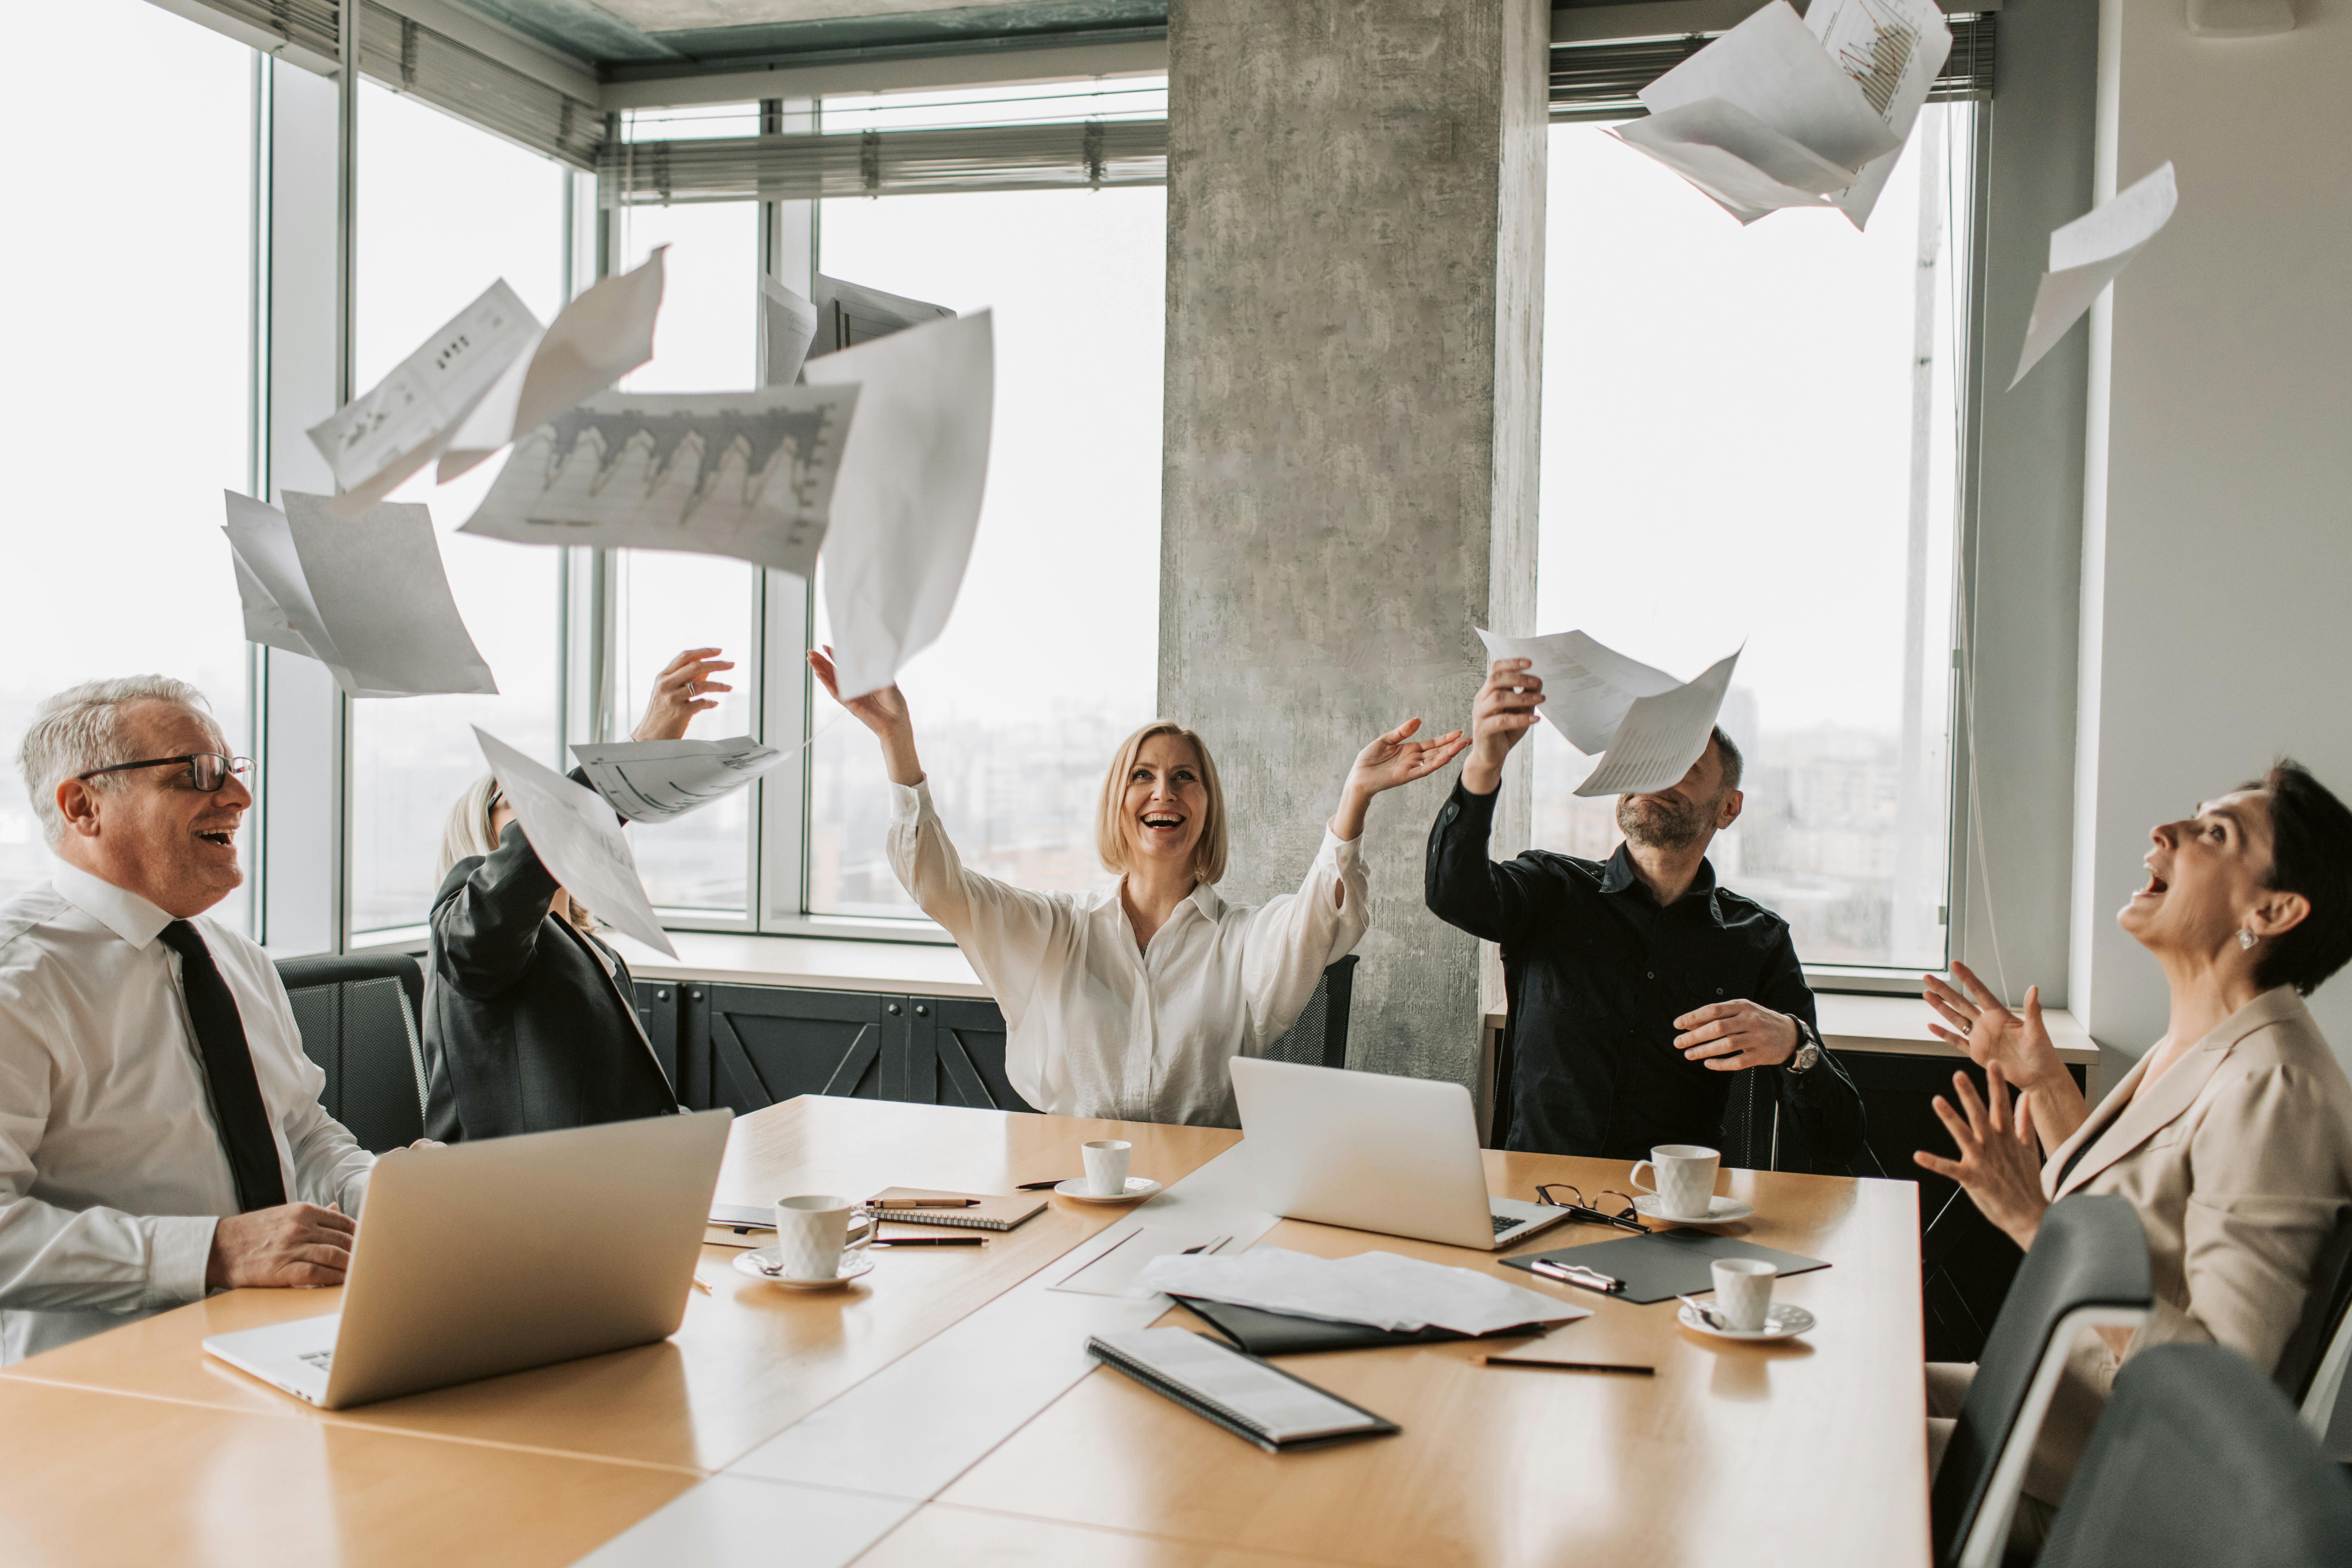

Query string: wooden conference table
0 1099 1926 1568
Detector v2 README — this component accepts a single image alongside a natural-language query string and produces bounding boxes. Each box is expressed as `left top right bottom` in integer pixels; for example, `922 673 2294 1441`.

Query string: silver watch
1787 1019 1822 1073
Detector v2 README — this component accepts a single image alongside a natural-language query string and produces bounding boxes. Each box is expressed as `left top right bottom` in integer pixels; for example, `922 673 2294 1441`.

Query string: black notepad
1500 1230 1829 1305
1172 1296 1550 1357
1087 1328 1401 1452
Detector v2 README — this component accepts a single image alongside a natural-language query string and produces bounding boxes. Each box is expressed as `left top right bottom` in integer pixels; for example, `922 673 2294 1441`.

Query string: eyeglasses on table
1535 1183 1651 1233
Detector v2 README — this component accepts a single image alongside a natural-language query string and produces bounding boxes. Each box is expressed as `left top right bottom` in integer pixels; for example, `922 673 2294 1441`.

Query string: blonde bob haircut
437 773 596 933
1096 720 1228 887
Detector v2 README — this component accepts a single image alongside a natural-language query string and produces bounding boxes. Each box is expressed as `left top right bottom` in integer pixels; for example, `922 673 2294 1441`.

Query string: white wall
2072 0 2352 1072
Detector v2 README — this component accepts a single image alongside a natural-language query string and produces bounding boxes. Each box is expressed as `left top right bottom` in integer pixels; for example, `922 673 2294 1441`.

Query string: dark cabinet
656 982 1030 1117
632 980 680 1093
1843 1049 2093 1364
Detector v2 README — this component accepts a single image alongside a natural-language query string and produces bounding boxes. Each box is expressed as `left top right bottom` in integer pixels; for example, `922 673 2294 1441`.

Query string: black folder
1499 1230 1829 1305
1172 1296 1551 1357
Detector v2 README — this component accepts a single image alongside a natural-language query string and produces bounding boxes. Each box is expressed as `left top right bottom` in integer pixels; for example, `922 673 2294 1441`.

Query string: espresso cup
1629 1144 1721 1220
1711 1257 1777 1332
1082 1139 1133 1197
773 1194 872 1282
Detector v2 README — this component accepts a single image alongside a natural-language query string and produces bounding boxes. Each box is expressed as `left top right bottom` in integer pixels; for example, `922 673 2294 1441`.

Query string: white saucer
1677 1301 1815 1341
1634 1194 1755 1226
734 1246 875 1290
1054 1177 1163 1204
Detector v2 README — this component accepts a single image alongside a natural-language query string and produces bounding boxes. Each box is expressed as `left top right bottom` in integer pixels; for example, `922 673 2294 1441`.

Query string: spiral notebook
1087 1328 1400 1453
865 1187 1047 1233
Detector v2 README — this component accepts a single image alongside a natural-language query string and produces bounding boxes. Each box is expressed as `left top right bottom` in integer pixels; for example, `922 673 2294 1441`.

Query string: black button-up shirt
1426 779 1864 1168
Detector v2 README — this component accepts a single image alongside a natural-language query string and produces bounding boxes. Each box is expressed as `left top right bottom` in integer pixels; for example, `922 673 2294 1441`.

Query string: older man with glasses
0 675 382 1364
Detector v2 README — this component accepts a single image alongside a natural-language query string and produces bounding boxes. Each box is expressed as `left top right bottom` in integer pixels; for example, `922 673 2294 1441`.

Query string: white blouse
886 781 1370 1127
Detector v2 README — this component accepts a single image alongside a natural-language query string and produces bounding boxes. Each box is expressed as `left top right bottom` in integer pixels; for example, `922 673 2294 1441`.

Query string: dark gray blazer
423 817 677 1141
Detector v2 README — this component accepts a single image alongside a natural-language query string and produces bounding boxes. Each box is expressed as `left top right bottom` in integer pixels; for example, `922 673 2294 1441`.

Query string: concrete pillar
1160 0 1547 1087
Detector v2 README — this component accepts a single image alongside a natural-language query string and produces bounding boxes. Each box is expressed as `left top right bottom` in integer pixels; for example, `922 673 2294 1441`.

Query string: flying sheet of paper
222 491 498 698
1614 99 1854 226
808 275 956 359
1476 629 1741 797
802 310 995 700
1804 0 1953 227
305 281 542 516
2009 162 2179 389
1639 2 1902 175
473 728 676 957
457 384 859 577
762 277 820 388
568 736 788 823
437 249 668 486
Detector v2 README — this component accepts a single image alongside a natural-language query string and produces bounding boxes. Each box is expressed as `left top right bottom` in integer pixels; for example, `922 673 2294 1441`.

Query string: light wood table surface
914 1153 1927 1568
3 1099 1236 1474
0 1377 700 1568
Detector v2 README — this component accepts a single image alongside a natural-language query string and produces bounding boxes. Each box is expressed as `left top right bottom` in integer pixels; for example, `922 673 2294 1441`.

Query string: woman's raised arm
1330 718 1469 841
810 647 925 786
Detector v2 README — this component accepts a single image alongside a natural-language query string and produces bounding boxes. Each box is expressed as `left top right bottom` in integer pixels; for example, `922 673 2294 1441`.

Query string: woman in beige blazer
1915 760 2352 1518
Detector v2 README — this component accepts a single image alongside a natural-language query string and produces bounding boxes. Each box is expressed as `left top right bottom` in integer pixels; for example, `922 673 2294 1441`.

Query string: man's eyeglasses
75 754 252 793
1535 1183 1650 1234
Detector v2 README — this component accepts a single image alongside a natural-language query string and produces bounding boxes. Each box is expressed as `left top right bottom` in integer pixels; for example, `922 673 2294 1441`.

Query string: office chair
2035 1343 2352 1568
1263 956 1359 1071
276 952 430 1153
1929 1194 2153 1568
2275 1207 2352 1439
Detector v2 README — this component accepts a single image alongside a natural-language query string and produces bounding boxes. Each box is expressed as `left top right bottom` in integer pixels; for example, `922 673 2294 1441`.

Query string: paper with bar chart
1616 0 1945 229
2010 163 2179 388
1477 628 1742 798
458 383 860 577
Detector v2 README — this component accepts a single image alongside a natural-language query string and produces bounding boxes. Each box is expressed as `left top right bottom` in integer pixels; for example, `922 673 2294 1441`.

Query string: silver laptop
204 1108 731 1410
1228 1057 1570 1250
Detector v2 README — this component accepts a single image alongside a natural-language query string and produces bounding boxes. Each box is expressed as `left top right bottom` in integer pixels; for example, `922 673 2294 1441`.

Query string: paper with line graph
1619 0 1946 229
1476 629 1743 797
568 736 789 824
2010 163 2178 388
474 727 676 958
458 383 860 577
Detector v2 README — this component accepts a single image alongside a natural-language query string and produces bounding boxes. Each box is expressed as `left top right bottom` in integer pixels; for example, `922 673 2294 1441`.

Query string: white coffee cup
1082 1139 1133 1197
1629 1144 1721 1220
1711 1257 1778 1332
773 1193 872 1282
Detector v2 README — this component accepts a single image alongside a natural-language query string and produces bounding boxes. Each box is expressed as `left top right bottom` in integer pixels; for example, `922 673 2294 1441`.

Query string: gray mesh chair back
1263 956 1358 1071
1931 1193 2154 1568
2277 1205 2352 1435
2037 1342 2352 1568
275 953 428 1154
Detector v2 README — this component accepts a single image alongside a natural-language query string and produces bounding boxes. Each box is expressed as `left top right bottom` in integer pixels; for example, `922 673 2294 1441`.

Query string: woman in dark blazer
421 649 731 1141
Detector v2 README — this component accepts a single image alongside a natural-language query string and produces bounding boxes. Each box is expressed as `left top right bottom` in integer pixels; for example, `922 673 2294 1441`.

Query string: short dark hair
1710 725 1745 793
2245 759 2352 997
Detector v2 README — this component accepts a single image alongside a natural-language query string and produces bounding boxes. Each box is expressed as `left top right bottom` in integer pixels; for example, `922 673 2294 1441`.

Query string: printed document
1132 1248 1586 1336
1477 628 1741 798
1804 0 1953 227
223 490 497 699
2010 162 2178 388
802 310 994 699
458 383 859 578
762 277 820 388
569 736 787 823
808 275 956 359
472 728 676 958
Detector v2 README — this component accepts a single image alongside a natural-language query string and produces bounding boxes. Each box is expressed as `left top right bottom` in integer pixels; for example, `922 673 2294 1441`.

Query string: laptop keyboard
298 1348 335 1372
1490 1213 1519 1236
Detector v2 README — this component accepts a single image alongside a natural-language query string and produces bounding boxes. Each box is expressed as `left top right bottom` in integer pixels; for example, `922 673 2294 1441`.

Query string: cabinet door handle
914 1005 930 1018
888 1003 903 1016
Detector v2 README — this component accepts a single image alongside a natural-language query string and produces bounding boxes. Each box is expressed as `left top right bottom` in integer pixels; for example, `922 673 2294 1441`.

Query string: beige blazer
2024 986 2352 1499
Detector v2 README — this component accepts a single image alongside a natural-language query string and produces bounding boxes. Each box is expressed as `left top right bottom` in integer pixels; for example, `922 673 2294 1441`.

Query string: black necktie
158 920 287 1213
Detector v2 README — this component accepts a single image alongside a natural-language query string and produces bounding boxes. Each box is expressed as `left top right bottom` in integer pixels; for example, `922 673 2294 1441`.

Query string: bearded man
1424 657 1864 1168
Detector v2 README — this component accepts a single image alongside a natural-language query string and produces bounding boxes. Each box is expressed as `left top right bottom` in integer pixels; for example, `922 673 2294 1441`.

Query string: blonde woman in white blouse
810 650 1467 1127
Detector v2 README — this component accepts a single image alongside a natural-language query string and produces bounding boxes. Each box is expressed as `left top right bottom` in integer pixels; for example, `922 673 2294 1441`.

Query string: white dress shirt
888 781 1371 1127
0 861 374 1364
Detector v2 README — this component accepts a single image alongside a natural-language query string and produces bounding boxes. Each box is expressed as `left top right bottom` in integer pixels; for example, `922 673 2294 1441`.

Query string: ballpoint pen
1530 1258 1624 1293
868 1237 987 1248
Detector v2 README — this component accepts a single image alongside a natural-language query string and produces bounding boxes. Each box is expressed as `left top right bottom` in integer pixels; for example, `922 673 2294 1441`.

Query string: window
804 86 1167 919
1533 107 1974 972
348 83 567 935
0 1 254 919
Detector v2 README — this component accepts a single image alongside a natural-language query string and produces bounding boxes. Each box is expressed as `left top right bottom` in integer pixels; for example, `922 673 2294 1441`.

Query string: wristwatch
1786 1018 1822 1074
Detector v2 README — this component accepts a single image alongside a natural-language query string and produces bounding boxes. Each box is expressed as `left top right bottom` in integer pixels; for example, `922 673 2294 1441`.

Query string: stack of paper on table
1477 627 1741 797
306 250 665 517
223 490 496 699
1130 1248 1589 1336
1615 0 1950 228
471 727 676 958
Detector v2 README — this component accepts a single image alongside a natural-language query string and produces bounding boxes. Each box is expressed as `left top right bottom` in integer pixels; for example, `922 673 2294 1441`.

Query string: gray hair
18 676 223 845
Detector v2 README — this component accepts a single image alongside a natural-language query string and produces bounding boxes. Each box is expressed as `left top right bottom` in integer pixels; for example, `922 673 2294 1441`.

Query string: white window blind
1550 11 1995 122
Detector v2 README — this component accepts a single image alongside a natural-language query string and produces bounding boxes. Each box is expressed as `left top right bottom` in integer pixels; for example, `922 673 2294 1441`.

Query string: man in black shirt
1425 656 1864 1169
